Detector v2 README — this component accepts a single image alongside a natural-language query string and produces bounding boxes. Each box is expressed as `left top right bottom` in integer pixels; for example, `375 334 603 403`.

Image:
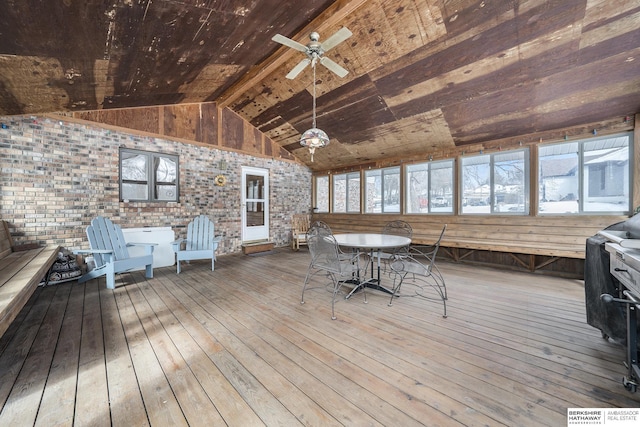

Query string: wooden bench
0 220 60 338
315 213 627 277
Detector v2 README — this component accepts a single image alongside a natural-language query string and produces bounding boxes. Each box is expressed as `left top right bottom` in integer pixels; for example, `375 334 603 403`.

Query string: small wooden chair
291 214 311 250
74 216 156 289
171 215 221 273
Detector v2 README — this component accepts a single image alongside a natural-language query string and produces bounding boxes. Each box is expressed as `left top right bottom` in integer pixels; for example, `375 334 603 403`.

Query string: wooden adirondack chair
74 216 156 289
171 215 221 273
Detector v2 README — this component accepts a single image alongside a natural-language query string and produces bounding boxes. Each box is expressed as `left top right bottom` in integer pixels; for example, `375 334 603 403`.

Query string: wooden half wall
69 102 298 162
315 213 628 278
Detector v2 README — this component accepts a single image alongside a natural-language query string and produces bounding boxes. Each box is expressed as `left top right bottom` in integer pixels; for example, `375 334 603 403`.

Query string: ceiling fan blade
272 34 308 52
319 56 349 78
286 58 311 79
320 27 353 51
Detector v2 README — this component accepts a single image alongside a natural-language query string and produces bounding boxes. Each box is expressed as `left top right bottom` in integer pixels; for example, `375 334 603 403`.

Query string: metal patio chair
301 226 367 320
388 224 447 317
375 220 413 270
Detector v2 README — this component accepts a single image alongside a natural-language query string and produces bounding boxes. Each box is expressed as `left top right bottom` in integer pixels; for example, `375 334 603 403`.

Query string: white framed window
314 175 330 213
365 166 401 213
120 148 179 202
461 149 529 214
406 160 454 213
538 133 631 214
333 172 360 213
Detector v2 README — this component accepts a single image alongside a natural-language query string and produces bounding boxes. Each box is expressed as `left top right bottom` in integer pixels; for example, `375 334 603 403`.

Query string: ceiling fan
271 27 353 79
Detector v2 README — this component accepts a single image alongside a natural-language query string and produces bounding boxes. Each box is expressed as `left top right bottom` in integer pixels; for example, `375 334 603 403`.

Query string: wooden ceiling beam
216 0 370 109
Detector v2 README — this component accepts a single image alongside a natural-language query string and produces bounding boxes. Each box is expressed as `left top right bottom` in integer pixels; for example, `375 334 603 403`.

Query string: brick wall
0 115 311 254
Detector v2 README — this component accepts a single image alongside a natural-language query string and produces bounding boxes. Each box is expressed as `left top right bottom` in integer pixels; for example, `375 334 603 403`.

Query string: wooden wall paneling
243 120 262 154
74 108 161 135
163 104 199 142
314 213 626 260
221 108 245 151
634 113 640 212
530 144 539 216
200 103 218 146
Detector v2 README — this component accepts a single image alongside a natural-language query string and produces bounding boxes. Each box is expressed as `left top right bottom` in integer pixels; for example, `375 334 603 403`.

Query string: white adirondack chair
171 215 221 273
74 216 156 289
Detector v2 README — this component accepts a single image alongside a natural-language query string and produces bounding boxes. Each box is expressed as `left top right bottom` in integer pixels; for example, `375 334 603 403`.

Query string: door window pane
245 175 265 226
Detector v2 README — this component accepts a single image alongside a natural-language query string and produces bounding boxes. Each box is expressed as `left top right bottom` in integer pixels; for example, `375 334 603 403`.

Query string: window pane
121 149 179 202
333 174 347 213
430 161 454 213
365 170 381 213
156 184 177 201
122 153 148 200
494 151 527 213
122 153 148 182
347 172 360 213
315 176 329 212
461 155 490 214
365 167 400 213
406 161 454 214
122 183 148 200
383 167 400 212
155 156 177 201
583 136 629 213
539 143 579 214
406 163 429 213
155 156 176 184
539 134 630 214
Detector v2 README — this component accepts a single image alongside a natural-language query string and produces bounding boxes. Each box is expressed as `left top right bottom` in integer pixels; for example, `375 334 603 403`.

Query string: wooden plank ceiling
0 0 638 171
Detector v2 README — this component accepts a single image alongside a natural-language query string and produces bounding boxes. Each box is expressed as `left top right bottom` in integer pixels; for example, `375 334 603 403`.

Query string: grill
590 217 640 392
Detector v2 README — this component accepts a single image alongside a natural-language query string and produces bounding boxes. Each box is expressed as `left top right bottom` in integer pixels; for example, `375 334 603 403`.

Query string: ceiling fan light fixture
273 27 352 163
300 127 329 161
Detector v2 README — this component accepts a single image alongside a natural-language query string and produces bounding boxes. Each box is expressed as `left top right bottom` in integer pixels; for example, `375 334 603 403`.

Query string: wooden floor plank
162 269 311 426
0 249 638 426
112 280 188 427
74 281 110 427
0 286 50 408
100 281 149 427
217 258 541 426
126 278 226 426
149 273 268 426
34 282 85 427
0 284 72 425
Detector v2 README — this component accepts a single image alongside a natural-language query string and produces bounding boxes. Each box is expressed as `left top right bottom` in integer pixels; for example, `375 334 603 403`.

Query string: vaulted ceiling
1 0 639 171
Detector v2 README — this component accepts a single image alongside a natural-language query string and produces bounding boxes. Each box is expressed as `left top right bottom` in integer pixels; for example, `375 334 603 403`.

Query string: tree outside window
406 160 454 213
461 149 528 214
365 167 400 213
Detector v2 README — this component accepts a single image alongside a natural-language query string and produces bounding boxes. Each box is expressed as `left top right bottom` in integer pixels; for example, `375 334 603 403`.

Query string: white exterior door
241 166 269 242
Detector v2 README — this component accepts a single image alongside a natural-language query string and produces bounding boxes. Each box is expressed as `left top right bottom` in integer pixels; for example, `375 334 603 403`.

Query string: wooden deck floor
0 248 638 426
